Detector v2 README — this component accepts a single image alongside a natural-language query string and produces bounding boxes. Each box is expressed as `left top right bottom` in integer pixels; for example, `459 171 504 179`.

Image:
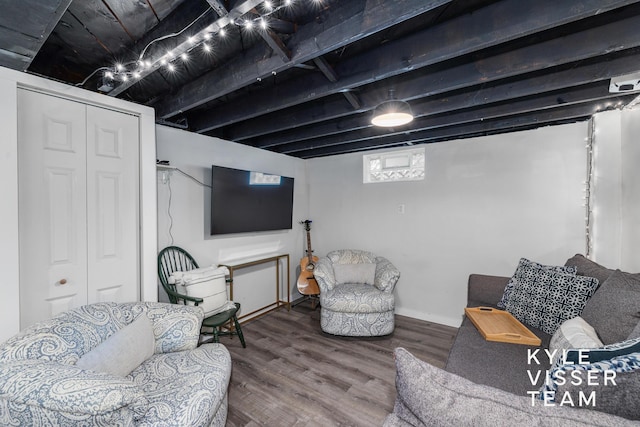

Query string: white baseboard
395 306 463 328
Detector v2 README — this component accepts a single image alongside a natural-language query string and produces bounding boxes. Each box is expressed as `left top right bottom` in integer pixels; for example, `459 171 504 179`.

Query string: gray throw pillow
580 269 640 345
76 314 155 377
333 263 376 285
565 254 614 285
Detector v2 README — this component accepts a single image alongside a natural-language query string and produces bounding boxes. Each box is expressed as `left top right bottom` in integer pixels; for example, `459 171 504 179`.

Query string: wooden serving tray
464 307 541 346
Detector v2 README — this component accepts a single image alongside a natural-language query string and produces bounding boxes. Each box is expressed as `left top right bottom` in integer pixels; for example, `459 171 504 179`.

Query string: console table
220 253 290 321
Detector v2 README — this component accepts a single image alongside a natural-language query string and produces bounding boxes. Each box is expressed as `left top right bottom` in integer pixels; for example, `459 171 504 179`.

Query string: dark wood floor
221 302 458 426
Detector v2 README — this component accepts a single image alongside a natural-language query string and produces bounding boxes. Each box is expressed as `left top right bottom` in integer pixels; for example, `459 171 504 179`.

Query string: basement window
363 147 425 183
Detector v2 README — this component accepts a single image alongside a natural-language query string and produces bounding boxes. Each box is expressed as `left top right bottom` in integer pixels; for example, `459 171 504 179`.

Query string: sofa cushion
320 283 395 313
579 269 640 345
564 254 615 285
549 316 602 364
555 369 640 421
446 316 551 395
76 314 155 377
541 337 640 421
497 259 576 309
502 260 599 335
129 344 231 426
333 263 376 285
393 347 636 426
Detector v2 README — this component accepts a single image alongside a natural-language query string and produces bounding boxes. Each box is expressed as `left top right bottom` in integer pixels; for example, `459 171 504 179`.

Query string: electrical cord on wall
167 178 174 245
174 168 212 189
159 165 211 246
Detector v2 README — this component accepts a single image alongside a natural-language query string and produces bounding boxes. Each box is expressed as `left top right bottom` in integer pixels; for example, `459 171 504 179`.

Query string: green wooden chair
158 246 246 347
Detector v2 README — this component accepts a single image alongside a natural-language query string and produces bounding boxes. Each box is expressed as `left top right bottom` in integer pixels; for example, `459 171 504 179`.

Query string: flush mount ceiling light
371 89 414 127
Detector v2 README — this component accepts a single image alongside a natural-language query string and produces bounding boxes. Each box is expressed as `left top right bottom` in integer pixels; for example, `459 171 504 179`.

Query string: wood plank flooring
220 302 458 426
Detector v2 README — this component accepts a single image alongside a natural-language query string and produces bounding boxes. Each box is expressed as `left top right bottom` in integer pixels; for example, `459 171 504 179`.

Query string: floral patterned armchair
314 249 400 336
0 302 231 426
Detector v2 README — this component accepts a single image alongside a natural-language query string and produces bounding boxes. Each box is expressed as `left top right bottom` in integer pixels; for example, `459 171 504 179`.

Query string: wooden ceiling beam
248 49 640 147
259 28 291 62
188 0 640 133
223 15 640 143
153 0 454 118
291 101 627 158
0 0 72 71
108 0 264 97
312 56 361 109
276 83 622 154
205 0 228 17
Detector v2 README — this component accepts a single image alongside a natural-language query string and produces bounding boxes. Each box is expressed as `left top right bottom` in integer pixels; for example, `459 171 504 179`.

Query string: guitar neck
306 228 314 262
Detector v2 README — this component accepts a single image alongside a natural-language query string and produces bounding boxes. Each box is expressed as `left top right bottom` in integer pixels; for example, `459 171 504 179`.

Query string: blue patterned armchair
314 249 400 336
0 302 231 426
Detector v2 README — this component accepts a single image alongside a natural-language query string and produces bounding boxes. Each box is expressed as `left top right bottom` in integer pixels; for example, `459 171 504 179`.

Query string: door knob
59 279 67 285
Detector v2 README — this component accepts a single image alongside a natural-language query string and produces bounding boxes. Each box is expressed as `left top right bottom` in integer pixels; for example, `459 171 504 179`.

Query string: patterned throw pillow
502 259 598 335
497 258 577 309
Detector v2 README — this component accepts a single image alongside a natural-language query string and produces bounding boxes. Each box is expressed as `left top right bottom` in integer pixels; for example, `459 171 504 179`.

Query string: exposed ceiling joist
276 83 623 154
190 0 640 133
7 0 640 159
293 100 633 159
0 0 72 70
249 48 640 147
108 0 264 97
153 0 453 119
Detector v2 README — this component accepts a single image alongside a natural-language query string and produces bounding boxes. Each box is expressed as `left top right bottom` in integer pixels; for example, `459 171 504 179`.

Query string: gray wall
307 123 589 326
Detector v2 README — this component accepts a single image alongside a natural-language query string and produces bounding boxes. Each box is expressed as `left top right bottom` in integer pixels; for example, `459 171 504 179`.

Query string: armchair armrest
0 359 148 424
374 257 401 293
467 274 510 307
143 303 204 353
314 257 337 292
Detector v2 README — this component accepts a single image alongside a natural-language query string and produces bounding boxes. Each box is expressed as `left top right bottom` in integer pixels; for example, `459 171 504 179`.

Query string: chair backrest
158 246 199 304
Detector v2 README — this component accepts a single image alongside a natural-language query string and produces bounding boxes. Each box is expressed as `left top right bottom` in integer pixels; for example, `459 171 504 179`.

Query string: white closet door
18 89 88 328
86 106 139 303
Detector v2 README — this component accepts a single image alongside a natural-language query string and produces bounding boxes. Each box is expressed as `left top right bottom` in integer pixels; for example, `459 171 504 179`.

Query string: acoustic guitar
297 220 320 295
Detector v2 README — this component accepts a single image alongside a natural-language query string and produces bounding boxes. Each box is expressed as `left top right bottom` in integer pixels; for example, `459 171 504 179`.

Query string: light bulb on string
90 0 317 88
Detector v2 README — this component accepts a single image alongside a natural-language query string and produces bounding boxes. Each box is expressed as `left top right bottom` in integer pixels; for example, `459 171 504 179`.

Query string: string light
585 123 595 257
98 0 315 84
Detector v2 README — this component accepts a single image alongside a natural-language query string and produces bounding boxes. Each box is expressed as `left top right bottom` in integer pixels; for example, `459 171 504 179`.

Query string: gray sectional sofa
385 254 640 426
0 302 231 426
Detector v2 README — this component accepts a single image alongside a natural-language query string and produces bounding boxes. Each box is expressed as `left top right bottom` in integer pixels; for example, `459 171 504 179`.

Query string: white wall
591 108 640 272
156 126 309 318
307 123 589 326
0 66 157 343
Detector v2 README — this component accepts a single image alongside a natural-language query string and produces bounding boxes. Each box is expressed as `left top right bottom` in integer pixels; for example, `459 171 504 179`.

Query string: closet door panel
86 106 140 303
18 90 88 328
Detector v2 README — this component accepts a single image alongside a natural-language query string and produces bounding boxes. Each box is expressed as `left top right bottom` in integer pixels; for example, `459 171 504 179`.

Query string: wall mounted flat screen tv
211 165 295 235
